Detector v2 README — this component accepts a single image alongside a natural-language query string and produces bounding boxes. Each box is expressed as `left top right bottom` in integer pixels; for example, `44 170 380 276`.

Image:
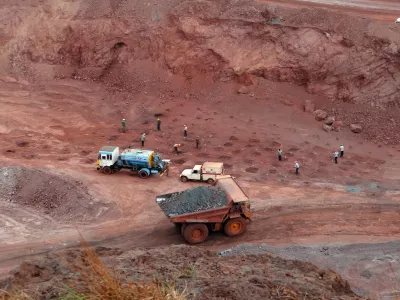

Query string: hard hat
123 119 125 120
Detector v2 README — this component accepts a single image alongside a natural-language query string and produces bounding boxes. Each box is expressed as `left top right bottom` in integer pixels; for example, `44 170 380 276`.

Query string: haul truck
97 146 170 178
180 162 224 184
156 175 251 244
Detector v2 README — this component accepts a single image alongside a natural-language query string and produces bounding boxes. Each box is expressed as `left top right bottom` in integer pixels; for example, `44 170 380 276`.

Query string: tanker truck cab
180 162 224 184
97 146 119 174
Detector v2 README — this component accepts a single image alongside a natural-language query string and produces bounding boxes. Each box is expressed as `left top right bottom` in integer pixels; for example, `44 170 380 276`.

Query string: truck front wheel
102 166 112 175
224 217 247 237
183 224 209 244
180 176 188 182
207 178 214 184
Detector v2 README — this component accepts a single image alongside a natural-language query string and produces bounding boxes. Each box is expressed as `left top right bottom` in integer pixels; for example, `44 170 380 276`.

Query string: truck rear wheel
183 224 209 244
224 217 247 237
102 166 112 175
207 178 214 184
180 176 188 182
138 169 149 179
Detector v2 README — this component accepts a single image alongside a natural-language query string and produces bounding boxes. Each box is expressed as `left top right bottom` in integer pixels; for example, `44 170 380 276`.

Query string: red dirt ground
0 0 399 298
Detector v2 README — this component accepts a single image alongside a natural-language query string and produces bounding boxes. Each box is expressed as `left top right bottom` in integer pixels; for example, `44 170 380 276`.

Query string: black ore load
156 186 227 218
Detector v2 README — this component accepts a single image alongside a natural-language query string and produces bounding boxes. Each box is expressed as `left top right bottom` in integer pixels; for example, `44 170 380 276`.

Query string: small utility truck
156 175 251 244
180 162 224 184
97 146 170 178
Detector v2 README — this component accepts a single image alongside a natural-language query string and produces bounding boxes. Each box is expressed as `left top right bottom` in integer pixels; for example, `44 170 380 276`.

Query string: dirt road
261 0 400 21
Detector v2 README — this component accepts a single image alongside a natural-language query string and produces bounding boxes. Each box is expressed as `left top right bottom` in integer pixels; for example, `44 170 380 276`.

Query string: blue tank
117 148 169 178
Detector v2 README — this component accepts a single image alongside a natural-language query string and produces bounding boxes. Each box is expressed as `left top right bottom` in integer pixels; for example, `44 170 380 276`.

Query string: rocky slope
0 0 399 107
0 245 364 299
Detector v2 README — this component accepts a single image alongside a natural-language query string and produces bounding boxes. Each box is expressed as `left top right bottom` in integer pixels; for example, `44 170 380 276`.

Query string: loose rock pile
0 167 118 222
156 186 227 218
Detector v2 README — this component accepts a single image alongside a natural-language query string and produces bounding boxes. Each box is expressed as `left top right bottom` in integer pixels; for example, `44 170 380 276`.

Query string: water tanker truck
156 175 251 244
97 146 170 178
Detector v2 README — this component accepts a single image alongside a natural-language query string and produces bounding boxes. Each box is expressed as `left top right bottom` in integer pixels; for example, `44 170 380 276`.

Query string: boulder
314 109 328 121
237 86 250 94
323 124 332 132
332 120 343 131
304 100 315 113
324 116 335 125
350 124 363 133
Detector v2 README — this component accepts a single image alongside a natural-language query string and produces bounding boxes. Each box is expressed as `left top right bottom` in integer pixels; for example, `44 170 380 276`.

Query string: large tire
224 217 247 237
103 166 112 175
183 224 209 244
138 169 149 179
207 178 214 184
180 176 188 182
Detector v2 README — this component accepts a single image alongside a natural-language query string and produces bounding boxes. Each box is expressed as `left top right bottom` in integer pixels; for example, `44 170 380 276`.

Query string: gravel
156 186 227 218
0 166 119 222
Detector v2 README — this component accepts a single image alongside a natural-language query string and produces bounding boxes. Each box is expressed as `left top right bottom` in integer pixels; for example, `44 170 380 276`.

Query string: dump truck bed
156 186 229 219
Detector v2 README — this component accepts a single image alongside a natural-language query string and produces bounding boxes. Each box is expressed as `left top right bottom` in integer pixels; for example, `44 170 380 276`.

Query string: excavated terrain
0 0 399 108
0 0 399 299
0 245 363 300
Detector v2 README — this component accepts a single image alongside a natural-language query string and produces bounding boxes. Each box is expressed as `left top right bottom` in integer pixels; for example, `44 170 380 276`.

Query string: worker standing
121 119 126 133
157 118 161 131
340 144 344 157
278 148 283 161
196 136 200 149
334 151 339 164
141 133 146 147
184 125 188 137
295 161 300 175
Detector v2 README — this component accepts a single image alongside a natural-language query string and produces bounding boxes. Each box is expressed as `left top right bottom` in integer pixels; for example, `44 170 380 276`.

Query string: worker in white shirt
184 125 188 137
278 148 283 161
334 151 339 164
295 161 299 175
340 145 344 157
174 143 181 154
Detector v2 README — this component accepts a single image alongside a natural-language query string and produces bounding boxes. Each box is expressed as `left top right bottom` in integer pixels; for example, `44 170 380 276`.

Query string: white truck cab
180 162 224 184
396 18 400 23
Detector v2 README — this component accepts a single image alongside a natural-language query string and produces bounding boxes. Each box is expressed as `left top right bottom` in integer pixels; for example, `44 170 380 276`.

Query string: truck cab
180 162 224 184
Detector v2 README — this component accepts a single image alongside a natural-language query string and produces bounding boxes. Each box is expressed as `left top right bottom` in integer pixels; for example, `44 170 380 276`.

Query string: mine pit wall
1 0 399 107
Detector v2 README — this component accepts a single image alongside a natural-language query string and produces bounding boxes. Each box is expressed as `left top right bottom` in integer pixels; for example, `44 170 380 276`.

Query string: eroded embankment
0 0 399 107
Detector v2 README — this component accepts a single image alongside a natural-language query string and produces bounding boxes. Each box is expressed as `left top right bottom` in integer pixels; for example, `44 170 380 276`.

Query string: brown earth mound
0 166 118 222
0 245 363 299
0 0 399 108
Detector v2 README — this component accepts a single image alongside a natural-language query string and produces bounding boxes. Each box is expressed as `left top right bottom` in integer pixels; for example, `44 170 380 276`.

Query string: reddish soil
0 245 362 300
0 0 399 299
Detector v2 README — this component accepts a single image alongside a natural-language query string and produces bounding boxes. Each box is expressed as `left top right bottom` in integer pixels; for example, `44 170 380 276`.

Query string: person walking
295 161 300 175
157 118 161 131
278 148 283 161
340 144 344 157
184 125 188 137
121 119 126 133
334 151 339 164
196 136 200 149
141 133 146 147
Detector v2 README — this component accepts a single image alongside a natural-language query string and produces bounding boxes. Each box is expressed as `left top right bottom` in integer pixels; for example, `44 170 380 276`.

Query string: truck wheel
224 218 247 237
183 224 209 244
181 176 188 182
138 169 149 179
103 166 112 175
207 178 214 184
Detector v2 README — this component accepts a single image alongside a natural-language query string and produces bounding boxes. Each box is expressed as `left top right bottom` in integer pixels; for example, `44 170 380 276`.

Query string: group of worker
121 118 200 154
122 118 346 175
277 144 345 175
